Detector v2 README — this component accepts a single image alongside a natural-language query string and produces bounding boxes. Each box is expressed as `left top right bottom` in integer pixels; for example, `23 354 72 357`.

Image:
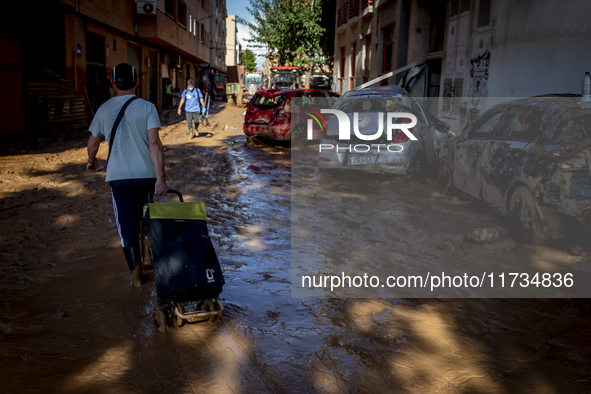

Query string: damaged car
244 89 339 146
438 95 591 244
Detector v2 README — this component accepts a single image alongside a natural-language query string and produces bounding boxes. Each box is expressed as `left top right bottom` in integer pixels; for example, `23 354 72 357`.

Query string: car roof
342 85 409 97
494 95 589 116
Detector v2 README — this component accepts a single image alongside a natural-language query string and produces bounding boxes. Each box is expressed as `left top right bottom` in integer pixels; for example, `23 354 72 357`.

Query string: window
295 91 328 109
252 93 285 110
178 2 187 29
468 108 504 138
450 0 470 16
189 14 192 33
165 0 175 20
200 24 205 44
364 35 371 75
340 46 346 77
201 0 205 9
382 27 394 73
193 18 197 36
113 38 117 52
460 0 470 13
351 41 356 78
477 0 492 28
497 106 543 141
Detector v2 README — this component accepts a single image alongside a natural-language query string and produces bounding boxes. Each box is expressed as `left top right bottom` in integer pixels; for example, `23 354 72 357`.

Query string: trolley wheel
202 298 217 322
154 309 167 332
139 221 153 270
169 302 184 328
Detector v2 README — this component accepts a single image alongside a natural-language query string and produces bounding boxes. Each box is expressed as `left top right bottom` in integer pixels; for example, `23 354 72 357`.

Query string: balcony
337 3 348 33
136 11 209 63
348 0 359 27
361 0 374 18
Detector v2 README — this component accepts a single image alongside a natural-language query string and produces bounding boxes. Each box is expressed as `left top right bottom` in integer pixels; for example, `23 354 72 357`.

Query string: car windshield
251 93 285 109
245 75 262 85
273 73 297 87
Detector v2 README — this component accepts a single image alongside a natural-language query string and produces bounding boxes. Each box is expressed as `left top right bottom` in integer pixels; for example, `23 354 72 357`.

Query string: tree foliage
238 0 331 87
242 49 257 72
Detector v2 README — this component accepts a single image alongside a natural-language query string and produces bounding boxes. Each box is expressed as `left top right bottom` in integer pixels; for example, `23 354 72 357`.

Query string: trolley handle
148 189 184 203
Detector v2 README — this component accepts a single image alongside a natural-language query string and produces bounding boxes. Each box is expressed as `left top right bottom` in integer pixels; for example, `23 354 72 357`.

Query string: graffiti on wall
469 36 491 98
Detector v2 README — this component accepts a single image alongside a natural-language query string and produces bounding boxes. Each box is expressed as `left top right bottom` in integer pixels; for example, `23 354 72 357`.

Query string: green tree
242 49 257 72
238 0 332 88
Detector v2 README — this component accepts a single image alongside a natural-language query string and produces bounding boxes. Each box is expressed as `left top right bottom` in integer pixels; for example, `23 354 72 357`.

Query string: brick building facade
1 0 224 142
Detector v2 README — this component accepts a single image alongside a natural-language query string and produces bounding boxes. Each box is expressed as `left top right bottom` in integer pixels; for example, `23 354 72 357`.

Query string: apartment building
333 0 446 95
0 0 224 141
225 15 238 67
209 0 227 74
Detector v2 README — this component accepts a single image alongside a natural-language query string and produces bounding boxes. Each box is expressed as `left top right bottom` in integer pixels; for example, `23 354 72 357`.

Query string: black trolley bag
144 190 224 325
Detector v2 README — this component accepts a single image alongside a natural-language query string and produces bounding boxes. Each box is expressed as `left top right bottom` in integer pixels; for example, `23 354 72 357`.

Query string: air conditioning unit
136 0 157 15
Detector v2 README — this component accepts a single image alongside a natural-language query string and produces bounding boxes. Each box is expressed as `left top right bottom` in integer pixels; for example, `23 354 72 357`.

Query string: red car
243 89 340 146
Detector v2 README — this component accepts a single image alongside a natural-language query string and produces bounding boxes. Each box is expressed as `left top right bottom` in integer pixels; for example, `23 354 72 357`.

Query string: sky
226 0 266 69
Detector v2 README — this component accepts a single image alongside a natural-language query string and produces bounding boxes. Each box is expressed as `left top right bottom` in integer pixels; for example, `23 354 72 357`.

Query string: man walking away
177 79 206 139
86 63 168 287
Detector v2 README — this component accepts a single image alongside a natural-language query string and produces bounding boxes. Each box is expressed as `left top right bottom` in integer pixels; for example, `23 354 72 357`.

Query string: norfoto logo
306 109 418 141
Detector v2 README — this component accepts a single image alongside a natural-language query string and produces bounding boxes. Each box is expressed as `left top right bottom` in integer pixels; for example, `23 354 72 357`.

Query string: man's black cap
113 63 138 90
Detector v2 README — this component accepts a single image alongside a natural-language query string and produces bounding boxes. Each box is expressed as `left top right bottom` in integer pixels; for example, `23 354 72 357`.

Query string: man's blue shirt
182 88 203 112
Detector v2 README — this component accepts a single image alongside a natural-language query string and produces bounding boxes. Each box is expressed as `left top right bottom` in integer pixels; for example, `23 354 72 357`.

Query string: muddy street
1 103 591 393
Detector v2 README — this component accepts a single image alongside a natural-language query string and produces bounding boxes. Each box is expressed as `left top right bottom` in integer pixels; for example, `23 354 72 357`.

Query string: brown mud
0 101 590 393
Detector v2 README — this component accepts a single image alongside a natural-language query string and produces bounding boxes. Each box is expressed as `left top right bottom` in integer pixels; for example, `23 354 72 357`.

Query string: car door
480 105 543 209
453 107 505 198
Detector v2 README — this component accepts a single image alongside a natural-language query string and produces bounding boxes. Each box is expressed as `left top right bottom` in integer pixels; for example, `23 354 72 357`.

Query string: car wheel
436 157 453 193
509 186 548 244
291 125 307 149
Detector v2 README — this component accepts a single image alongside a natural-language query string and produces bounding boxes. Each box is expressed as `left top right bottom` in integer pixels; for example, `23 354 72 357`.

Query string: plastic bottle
582 72 591 109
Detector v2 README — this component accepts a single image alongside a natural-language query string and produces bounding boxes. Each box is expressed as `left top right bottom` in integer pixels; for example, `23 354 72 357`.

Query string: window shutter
478 0 492 28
